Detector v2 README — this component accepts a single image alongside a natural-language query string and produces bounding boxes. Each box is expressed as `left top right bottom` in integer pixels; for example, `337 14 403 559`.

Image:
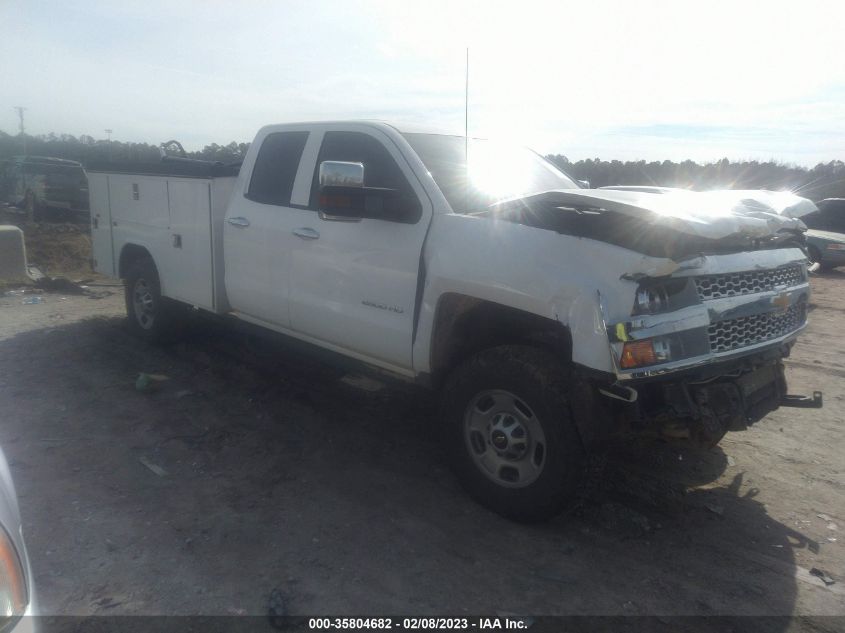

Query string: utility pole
105 129 113 161
14 106 27 154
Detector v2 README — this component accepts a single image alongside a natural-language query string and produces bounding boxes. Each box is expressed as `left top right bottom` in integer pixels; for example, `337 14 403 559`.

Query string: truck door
223 131 310 327
286 129 432 373
161 178 215 310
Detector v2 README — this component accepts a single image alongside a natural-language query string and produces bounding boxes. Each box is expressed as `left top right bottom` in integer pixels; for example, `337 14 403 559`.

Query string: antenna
464 47 470 213
464 47 469 161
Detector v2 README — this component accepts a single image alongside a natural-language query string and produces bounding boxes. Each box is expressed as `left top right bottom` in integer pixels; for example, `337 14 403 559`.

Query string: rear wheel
441 345 585 522
124 258 182 342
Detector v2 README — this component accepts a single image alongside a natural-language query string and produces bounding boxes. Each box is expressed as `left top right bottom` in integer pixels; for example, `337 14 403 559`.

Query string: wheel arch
429 293 573 388
118 243 156 279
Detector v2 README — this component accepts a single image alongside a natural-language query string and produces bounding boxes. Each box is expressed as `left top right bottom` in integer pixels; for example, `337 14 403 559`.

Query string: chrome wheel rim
132 278 156 330
463 389 547 488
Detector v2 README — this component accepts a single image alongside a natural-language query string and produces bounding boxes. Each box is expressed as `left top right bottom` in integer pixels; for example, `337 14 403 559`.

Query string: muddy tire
441 345 585 522
124 258 182 343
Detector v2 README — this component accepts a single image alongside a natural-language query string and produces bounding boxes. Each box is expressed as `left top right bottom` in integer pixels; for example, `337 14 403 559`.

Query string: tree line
546 155 845 201
0 130 249 165
2 130 843 201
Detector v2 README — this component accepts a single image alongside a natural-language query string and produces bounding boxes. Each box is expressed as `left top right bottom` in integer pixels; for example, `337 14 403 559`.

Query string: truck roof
257 120 465 138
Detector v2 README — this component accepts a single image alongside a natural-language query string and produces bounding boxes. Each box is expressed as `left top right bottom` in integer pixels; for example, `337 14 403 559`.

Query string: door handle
227 216 250 227
293 227 320 240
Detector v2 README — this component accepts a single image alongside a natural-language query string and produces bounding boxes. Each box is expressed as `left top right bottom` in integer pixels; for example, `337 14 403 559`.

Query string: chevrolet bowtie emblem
772 293 791 311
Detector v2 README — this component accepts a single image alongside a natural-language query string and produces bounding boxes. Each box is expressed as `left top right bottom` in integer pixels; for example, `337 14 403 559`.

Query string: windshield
402 133 578 214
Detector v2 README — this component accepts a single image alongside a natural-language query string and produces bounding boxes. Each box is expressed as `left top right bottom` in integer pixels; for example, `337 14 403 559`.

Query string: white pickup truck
88 121 820 521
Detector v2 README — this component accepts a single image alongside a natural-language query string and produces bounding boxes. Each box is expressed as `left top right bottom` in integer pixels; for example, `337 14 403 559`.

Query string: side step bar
780 391 823 408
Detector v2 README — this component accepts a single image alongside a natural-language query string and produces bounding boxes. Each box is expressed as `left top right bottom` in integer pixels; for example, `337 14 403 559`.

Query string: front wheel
441 345 585 522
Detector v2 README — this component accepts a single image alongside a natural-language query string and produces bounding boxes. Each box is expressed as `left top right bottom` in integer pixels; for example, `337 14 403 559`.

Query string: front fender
414 214 658 375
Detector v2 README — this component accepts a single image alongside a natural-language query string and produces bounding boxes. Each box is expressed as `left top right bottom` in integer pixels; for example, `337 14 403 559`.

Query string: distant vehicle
0 447 35 630
0 156 89 222
802 199 845 270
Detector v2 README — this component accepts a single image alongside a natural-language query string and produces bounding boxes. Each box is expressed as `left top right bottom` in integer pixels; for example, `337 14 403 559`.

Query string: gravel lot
0 259 843 622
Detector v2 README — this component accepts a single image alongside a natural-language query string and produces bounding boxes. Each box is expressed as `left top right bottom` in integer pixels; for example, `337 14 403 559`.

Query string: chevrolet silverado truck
87 121 820 521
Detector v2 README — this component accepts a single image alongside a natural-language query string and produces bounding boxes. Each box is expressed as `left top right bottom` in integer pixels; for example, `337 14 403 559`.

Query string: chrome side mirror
577 179 591 189
318 161 365 222
319 161 364 188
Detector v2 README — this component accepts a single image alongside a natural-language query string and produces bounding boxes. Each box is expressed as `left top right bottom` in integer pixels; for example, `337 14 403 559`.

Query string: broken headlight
634 287 667 314
631 278 691 315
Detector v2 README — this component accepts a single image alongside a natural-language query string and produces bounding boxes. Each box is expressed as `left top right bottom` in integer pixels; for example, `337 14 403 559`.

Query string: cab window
246 131 310 206
310 131 421 223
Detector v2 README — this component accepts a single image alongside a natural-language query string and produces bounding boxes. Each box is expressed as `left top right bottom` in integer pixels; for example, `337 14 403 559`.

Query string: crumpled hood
512 188 816 241
485 188 814 259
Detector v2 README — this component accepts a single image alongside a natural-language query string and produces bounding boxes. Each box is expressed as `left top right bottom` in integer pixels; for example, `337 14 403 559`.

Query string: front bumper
573 345 797 449
619 351 790 446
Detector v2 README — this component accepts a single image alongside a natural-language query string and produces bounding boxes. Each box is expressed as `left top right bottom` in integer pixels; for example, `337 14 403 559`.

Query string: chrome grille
708 302 806 353
695 265 805 301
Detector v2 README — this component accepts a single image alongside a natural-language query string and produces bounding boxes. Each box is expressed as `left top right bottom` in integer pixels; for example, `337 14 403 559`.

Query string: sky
2 0 844 166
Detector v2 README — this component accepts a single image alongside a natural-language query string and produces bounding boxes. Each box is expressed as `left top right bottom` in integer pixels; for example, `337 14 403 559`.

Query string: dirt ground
0 225 843 624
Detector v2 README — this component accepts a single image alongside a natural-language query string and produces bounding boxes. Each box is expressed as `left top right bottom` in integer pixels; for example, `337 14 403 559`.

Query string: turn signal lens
620 340 656 369
0 526 27 617
620 338 672 369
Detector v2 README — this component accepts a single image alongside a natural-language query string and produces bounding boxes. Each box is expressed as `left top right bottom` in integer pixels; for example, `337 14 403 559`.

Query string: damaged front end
605 251 810 379
601 348 822 448
598 249 818 448
625 353 788 447
484 187 823 448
